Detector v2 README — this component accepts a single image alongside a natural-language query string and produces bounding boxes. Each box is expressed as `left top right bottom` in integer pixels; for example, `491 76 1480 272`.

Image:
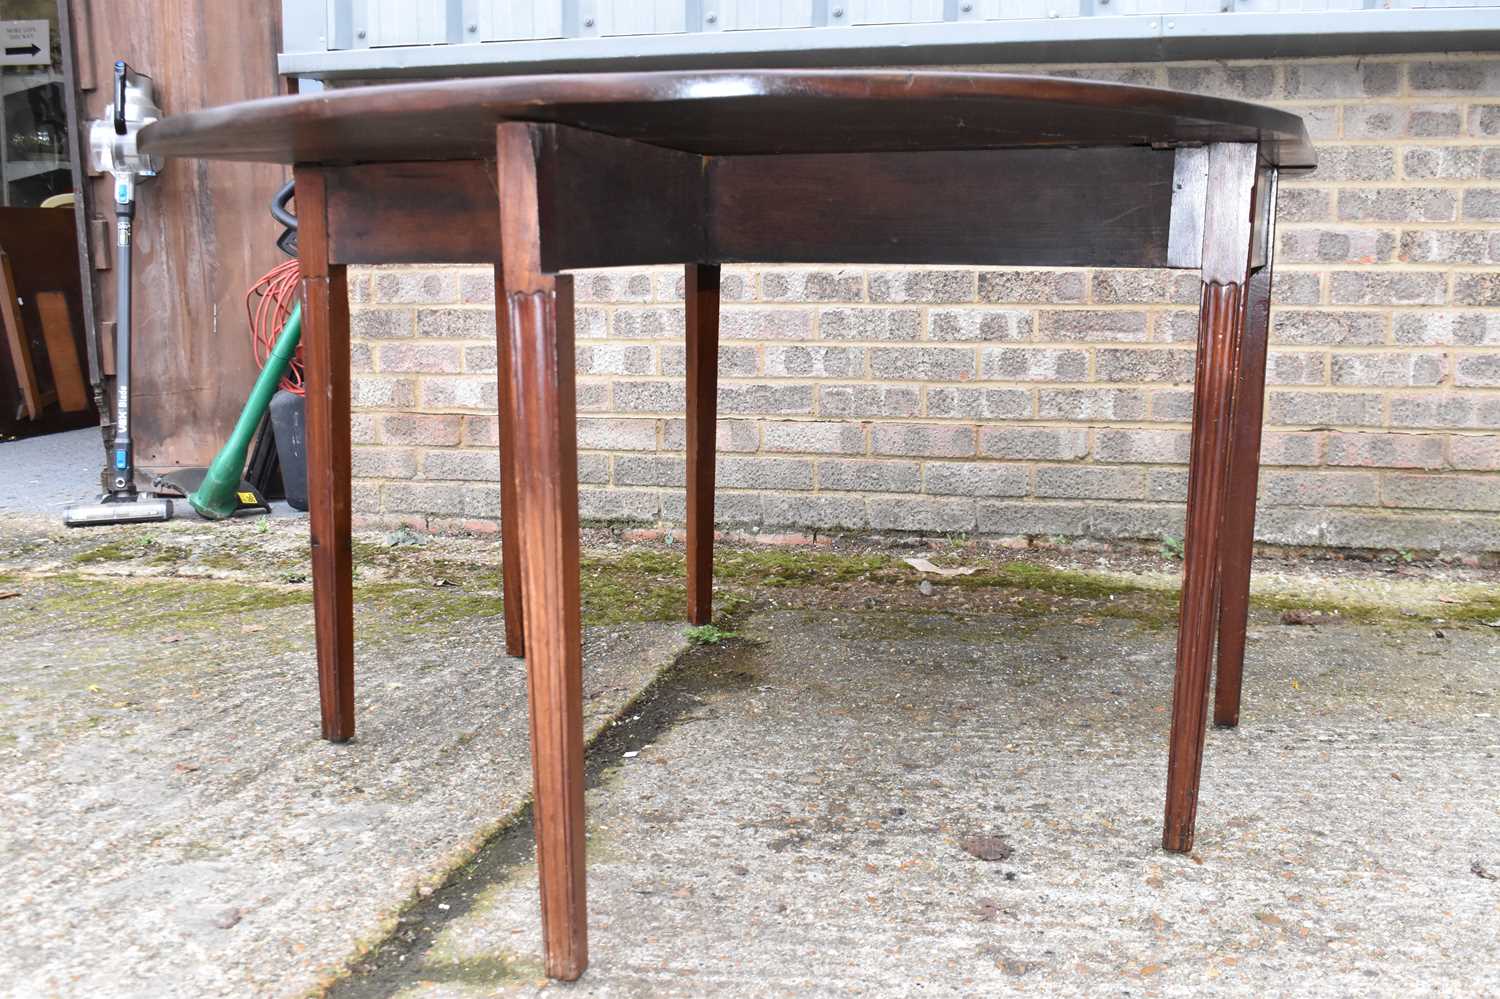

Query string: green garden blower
185 301 301 519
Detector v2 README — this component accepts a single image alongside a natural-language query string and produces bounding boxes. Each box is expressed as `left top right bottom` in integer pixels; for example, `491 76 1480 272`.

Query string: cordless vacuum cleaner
64 61 173 527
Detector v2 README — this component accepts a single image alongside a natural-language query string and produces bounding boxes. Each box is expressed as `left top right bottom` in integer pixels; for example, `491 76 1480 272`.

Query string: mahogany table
141 71 1314 980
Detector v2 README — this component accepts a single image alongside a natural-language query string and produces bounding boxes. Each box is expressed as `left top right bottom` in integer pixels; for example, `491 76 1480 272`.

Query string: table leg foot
685 263 720 627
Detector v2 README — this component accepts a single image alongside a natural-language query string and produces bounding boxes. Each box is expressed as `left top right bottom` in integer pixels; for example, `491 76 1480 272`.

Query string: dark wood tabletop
139 69 1315 168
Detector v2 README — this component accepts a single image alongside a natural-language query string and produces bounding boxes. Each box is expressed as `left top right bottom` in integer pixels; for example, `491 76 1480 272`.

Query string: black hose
270 180 297 230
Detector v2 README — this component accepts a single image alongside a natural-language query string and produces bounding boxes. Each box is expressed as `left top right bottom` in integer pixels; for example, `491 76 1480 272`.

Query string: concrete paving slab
0 520 689 999
373 608 1500 998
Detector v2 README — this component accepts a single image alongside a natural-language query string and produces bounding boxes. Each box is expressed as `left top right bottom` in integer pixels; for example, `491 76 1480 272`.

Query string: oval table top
140 69 1315 170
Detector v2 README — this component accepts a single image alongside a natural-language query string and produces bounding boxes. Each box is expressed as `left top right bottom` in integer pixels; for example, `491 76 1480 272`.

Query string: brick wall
345 53 1500 554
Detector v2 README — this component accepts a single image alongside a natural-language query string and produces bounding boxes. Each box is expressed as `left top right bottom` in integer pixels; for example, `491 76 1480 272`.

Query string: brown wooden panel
711 146 1179 268
0 250 40 419
325 161 500 266
534 125 707 272
37 293 91 413
71 0 287 471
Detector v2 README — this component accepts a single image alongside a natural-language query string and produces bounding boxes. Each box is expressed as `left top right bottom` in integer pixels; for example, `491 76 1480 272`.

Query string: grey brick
759 268 864 302
1271 272 1324 306
820 308 921 341
763 494 865 529
352 308 414 340
1278 227 1395 264
576 344 654 376
463 345 496 373
1146 468 1187 501
928 308 1032 342
872 423 975 458
1330 352 1446 387
818 383 921 419
1341 103 1402 139
868 269 975 303
578 488 659 523
718 383 815 416
1276 188 1332 223
383 482 466 516
1403 146 1487 180
980 347 1087 382
978 270 1087 304
978 427 1089 461
660 344 760 377
1153 310 1199 344
578 453 610 485
1326 431 1444 468
612 307 684 339
1266 350 1327 386
373 269 459 305
414 307 494 339
578 418 657 451
925 387 1031 420
1038 388 1148 421
613 380 684 413
459 270 495 304
1453 272 1500 306
421 449 500 481
1472 104 1500 136
1332 270 1446 306
1408 104 1465 137
575 270 653 303
1266 390 1383 427
1095 348 1195 384
1167 64 1274 99
866 497 976 533
577 382 610 412
352 376 417 409
575 307 609 339
1262 431 1325 466
1282 61 1399 98
614 455 684 487
715 457 813 490
656 268 753 303
1035 465 1144 500
1299 144 1395 182
976 501 1091 538
1449 435 1500 470
1149 389 1194 422
764 345 866 378
1454 354 1500 387
1398 229 1496 265
1089 269 1198 305
923 462 1028 497
763 421 866 455
1337 188 1456 223
1038 309 1149 342
662 418 759 453
725 306 823 341
818 459 921 493
1408 59 1500 95
870 346 976 381
1259 470 1379 507
1271 309 1388 346
1093 429 1190 464
352 447 418 479
1390 393 1500 430
461 485 500 518
1382 473 1500 512
381 414 462 447
1461 189 1500 222
661 491 764 527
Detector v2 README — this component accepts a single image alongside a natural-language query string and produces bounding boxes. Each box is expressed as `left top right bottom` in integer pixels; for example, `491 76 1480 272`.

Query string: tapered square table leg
294 167 355 743
1163 143 1259 854
685 263 721 626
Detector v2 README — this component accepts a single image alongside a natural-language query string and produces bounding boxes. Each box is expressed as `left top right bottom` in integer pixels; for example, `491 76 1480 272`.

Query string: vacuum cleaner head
63 497 174 527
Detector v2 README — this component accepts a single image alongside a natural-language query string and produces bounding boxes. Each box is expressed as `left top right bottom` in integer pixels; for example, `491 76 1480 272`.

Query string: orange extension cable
247 259 305 396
